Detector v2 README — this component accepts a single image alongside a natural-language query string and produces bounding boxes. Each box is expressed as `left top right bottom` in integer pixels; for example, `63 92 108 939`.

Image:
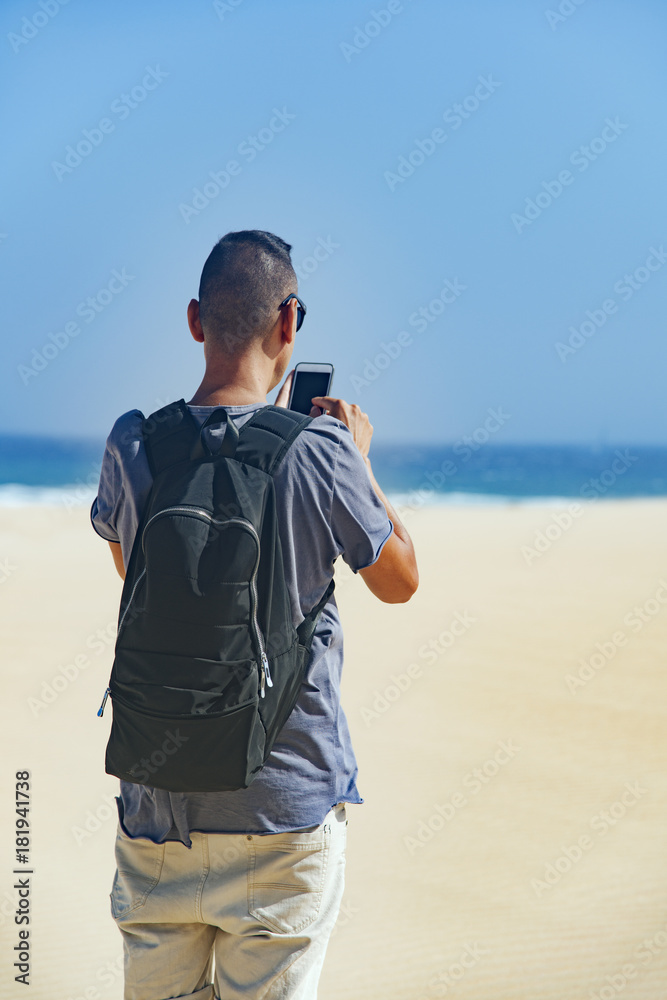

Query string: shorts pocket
110 825 165 919
247 824 331 934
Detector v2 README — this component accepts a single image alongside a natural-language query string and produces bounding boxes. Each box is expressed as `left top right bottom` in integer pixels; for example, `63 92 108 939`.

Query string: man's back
92 399 394 842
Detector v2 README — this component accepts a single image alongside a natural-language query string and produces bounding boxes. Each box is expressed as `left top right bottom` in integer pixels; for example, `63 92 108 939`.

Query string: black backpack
98 399 335 793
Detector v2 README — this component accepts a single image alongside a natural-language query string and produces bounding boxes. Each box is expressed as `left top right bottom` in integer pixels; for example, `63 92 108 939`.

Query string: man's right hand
310 395 374 460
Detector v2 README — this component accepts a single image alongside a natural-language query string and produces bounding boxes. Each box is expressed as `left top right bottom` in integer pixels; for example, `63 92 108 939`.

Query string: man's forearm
109 541 126 580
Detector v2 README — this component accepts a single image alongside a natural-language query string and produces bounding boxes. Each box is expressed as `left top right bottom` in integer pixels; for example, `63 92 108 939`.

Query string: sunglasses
279 293 307 332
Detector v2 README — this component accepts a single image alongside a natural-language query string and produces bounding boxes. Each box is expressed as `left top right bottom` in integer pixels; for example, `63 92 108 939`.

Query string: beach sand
1 499 666 1000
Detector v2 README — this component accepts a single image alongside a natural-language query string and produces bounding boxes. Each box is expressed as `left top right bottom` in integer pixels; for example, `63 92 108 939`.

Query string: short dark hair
197 230 297 354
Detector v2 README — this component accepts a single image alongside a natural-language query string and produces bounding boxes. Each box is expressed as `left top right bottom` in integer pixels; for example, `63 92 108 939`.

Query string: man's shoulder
105 408 145 457
274 413 356 474
275 414 366 500
288 413 354 454
109 408 145 435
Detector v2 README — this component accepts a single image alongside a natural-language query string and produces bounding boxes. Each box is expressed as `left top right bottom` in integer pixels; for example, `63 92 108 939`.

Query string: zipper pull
260 667 266 699
97 687 110 717
262 653 273 688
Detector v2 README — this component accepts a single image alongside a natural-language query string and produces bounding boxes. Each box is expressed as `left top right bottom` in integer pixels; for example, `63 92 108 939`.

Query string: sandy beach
1 498 666 1000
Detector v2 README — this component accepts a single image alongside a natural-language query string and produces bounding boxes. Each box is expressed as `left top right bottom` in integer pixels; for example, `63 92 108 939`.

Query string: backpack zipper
98 567 148 716
99 505 272 715
97 687 110 717
117 567 146 637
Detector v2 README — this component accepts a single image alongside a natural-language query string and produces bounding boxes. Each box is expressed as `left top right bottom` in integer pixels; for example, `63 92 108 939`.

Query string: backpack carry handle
191 407 240 460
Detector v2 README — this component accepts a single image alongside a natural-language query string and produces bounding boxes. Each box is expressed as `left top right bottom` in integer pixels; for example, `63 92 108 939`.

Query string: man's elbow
385 568 419 604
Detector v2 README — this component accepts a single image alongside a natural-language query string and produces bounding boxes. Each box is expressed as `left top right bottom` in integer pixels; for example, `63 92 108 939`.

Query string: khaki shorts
111 802 348 1000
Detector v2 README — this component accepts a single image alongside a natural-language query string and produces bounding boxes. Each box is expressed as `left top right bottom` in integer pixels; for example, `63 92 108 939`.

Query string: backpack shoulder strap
235 405 312 476
296 579 335 652
142 399 199 477
237 406 335 642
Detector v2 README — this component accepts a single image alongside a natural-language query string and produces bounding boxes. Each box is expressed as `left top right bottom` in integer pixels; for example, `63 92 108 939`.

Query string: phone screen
289 370 332 415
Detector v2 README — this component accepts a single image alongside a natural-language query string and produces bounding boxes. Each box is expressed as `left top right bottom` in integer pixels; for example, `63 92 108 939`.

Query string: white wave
0 483 95 507
386 490 587 509
0 482 636 510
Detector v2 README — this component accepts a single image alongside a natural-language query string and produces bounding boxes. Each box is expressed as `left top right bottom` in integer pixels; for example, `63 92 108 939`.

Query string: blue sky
2 0 666 445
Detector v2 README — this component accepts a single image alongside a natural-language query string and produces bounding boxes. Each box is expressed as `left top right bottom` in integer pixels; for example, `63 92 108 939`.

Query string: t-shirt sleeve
90 446 123 543
329 422 393 573
90 409 148 557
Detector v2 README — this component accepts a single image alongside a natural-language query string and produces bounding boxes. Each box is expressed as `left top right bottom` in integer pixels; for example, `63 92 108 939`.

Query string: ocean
1 434 665 509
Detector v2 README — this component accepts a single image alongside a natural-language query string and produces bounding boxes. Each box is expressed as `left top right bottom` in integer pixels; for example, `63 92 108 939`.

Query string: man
91 229 418 1000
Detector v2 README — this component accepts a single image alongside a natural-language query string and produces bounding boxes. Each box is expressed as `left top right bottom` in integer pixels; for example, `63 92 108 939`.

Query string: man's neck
187 386 267 407
188 365 270 406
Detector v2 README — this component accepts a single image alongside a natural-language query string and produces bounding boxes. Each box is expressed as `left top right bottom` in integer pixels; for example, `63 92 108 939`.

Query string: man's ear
188 299 205 343
280 297 298 346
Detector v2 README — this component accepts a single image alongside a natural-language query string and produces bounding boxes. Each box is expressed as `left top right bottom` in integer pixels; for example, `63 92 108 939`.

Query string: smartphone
287 362 334 415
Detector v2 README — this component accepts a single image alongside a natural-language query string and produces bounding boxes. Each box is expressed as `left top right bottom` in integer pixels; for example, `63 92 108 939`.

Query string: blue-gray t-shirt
91 401 393 845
